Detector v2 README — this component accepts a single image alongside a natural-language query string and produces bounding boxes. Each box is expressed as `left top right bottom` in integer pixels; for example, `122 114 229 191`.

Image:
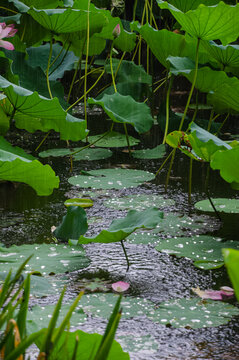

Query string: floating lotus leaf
82 131 140 147
68 168 155 189
0 243 90 275
155 235 239 269
126 231 160 245
39 147 112 161
28 7 106 34
118 334 158 356
78 293 154 319
148 297 239 328
76 207 163 244
27 303 86 333
156 1 239 45
54 206 88 240
223 248 239 302
210 148 239 190
0 136 59 196
195 198 239 214
104 194 175 211
0 76 88 141
64 198 93 208
88 93 154 134
132 145 166 159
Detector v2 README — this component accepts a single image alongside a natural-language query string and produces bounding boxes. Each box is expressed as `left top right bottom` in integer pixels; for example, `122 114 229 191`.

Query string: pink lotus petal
112 24 121 38
112 281 130 293
192 286 234 301
0 40 14 50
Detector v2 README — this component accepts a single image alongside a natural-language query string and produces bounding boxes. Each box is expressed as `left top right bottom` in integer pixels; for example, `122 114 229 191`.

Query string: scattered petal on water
112 281 130 293
192 286 234 300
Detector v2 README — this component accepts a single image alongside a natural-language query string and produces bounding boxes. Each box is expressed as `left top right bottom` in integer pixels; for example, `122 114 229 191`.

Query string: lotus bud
112 24 121 38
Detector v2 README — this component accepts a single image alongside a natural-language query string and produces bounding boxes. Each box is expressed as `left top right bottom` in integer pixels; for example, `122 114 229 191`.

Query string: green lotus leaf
0 76 88 141
68 168 155 189
156 1 239 45
28 7 107 34
76 207 163 244
0 243 90 275
104 60 151 85
132 144 166 159
35 328 130 360
202 41 239 71
0 136 59 196
64 198 93 208
88 93 154 134
26 43 78 81
166 0 219 12
82 131 140 147
27 303 86 334
130 23 210 69
39 147 82 157
23 0 60 8
223 248 239 302
210 147 239 189
195 198 239 214
148 297 239 328
39 147 112 161
104 194 175 211
155 235 239 269
54 206 88 241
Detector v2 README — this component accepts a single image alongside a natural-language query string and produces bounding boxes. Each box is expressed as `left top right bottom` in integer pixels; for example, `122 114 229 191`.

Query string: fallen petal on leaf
112 281 130 293
192 286 234 300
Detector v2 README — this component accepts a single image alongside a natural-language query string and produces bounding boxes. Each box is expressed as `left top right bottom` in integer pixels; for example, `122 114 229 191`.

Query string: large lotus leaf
82 131 140 147
4 50 66 105
54 206 88 241
78 293 154 319
148 297 239 328
202 41 239 70
88 93 154 134
35 328 130 360
76 208 163 244
155 235 239 269
132 145 166 159
105 59 152 85
104 194 175 211
26 43 78 81
0 136 59 196
223 248 239 302
156 1 239 45
167 0 219 12
195 198 239 214
39 147 112 161
190 123 231 149
210 147 239 189
68 168 155 189
23 0 60 8
28 8 107 34
27 303 86 334
130 23 210 69
98 82 149 102
0 243 90 275
0 76 88 140
17 13 51 47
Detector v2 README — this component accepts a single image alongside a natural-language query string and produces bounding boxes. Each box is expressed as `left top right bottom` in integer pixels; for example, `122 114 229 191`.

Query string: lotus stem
188 158 193 204
120 240 130 272
110 42 117 93
163 76 173 144
35 131 50 152
165 148 176 192
205 188 222 222
46 35 53 99
155 148 174 177
84 0 91 130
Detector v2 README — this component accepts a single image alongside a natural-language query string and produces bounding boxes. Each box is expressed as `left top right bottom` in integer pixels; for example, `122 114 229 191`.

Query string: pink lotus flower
112 24 121 38
192 286 234 301
0 22 18 50
112 281 130 293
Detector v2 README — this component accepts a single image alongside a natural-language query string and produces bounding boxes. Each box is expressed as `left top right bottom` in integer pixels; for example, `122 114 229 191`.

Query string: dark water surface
1 131 239 359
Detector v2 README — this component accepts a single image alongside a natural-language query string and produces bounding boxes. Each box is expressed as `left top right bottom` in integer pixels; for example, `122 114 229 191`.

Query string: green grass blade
17 274 30 338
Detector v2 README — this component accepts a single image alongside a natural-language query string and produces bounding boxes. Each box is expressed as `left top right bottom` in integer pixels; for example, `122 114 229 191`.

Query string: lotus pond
1 0 239 359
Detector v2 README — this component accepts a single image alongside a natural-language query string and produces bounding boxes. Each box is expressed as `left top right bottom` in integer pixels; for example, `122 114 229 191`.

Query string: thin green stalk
162 76 173 144
206 188 222 222
190 90 199 124
188 158 193 204
155 148 174 177
133 0 138 21
120 240 130 271
67 55 82 103
178 38 200 131
35 131 50 152
66 70 105 112
114 51 126 78
46 35 53 99
49 36 69 69
84 0 91 129
207 109 214 131
0 6 17 13
110 42 117 93
216 113 229 135
131 40 140 62
165 148 176 192
49 42 71 77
